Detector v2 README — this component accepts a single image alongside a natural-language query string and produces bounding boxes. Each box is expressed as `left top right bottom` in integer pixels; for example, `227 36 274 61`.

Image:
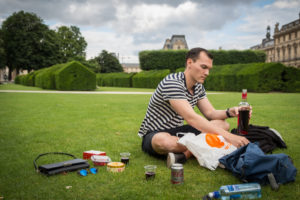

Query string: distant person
138 47 250 168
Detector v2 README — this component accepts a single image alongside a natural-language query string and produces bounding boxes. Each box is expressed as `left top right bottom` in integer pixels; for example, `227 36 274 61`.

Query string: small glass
144 165 157 180
120 152 131 165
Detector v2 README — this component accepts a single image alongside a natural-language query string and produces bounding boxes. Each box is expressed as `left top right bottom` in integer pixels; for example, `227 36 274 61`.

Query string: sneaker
167 152 187 168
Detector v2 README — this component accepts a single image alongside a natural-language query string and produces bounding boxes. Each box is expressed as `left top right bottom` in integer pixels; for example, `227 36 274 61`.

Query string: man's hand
224 133 250 148
228 106 252 118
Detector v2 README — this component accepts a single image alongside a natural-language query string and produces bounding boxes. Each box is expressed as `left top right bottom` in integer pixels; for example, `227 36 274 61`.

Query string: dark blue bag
219 143 297 185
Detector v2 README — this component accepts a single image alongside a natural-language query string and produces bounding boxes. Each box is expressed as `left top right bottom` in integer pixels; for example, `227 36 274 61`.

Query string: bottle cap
242 89 247 99
208 191 220 198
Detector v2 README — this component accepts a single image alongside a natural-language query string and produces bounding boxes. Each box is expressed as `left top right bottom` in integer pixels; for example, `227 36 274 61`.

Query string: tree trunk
8 66 12 81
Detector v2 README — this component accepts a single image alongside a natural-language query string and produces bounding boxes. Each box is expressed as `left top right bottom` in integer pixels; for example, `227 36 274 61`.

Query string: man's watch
226 108 232 118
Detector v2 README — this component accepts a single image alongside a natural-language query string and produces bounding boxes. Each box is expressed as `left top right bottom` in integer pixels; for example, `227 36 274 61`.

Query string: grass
0 84 299 200
0 83 155 92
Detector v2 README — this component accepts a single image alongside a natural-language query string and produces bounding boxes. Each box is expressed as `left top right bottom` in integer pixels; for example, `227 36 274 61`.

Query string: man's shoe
167 152 187 168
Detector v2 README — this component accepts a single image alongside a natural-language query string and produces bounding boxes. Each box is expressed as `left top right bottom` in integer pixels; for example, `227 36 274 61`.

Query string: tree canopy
0 29 6 69
1 11 88 80
56 26 87 63
94 50 123 73
1 11 62 79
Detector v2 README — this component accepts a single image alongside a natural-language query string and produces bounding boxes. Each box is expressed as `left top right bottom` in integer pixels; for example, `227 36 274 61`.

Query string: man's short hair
185 48 213 64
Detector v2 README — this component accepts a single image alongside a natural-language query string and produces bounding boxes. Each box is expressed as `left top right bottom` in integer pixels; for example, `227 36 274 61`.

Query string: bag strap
34 152 77 172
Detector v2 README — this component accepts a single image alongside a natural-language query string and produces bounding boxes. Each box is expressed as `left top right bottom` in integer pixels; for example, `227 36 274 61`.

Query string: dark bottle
237 89 250 134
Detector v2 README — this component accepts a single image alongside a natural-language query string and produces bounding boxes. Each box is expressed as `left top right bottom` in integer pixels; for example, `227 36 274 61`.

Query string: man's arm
169 99 249 148
196 97 228 120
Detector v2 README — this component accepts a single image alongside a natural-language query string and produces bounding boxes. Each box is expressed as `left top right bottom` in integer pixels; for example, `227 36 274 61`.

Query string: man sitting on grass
138 47 250 168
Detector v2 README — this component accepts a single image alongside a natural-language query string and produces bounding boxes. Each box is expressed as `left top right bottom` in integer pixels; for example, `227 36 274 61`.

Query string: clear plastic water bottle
208 183 261 200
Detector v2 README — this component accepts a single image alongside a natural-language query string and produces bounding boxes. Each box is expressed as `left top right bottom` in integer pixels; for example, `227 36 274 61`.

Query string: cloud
0 0 299 62
238 0 300 34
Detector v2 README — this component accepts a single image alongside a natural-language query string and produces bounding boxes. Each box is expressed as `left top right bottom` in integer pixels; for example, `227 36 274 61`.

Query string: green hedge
97 73 135 87
132 69 170 88
203 63 300 92
15 61 96 91
139 50 186 71
139 49 266 71
55 61 96 91
209 50 266 65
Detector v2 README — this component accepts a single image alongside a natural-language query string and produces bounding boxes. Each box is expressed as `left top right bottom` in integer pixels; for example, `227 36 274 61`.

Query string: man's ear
186 58 194 68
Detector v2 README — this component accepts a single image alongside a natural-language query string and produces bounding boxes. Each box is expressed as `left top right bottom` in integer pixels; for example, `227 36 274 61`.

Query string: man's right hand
224 133 250 148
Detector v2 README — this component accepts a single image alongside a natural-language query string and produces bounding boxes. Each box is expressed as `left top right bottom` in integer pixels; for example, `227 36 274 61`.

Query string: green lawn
0 83 156 92
0 84 299 199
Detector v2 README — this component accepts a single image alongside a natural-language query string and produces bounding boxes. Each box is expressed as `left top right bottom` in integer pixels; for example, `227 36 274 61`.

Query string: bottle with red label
237 89 250 135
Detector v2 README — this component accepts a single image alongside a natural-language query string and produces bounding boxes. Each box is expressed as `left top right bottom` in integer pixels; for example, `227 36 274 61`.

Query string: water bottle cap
208 191 220 198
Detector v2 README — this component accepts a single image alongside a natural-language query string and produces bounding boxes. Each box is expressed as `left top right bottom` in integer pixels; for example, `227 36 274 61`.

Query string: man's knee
223 120 230 131
152 132 178 154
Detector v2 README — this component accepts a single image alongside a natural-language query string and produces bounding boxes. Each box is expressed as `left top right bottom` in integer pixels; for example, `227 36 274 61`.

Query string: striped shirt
138 72 207 137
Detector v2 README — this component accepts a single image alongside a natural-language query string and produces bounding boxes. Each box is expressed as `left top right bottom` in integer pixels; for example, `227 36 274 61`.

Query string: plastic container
144 165 157 180
120 152 131 165
83 150 106 160
208 183 261 200
91 155 111 166
107 162 125 172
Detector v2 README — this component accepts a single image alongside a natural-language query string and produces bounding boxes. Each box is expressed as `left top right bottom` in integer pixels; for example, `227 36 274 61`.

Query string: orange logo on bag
205 133 225 148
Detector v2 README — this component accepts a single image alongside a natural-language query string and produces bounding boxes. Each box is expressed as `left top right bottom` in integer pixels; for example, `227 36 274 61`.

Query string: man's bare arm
169 99 249 148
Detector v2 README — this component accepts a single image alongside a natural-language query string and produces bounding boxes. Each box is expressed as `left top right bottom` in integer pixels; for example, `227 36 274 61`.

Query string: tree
94 50 123 73
0 29 6 69
1 11 61 80
56 26 87 63
82 59 102 73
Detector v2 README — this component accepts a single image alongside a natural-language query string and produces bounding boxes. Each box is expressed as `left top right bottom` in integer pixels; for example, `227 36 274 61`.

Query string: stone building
122 63 142 73
251 13 300 68
163 35 188 50
0 67 28 83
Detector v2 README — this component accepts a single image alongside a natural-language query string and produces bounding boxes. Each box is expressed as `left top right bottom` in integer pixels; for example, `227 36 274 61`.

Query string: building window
289 33 291 40
288 46 291 60
295 46 298 59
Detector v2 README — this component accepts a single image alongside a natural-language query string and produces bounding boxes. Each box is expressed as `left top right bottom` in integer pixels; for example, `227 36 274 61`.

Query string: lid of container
107 162 125 168
84 150 106 154
171 163 183 169
91 155 111 162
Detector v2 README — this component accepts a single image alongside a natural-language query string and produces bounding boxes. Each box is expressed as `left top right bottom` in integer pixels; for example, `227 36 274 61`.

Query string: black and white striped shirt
138 72 207 137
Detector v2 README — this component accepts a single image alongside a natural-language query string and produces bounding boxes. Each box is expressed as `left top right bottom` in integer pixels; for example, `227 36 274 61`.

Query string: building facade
251 13 300 68
163 35 188 50
0 67 28 83
122 63 142 73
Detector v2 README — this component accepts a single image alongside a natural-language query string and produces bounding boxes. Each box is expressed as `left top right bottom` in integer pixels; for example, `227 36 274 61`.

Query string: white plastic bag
178 133 237 170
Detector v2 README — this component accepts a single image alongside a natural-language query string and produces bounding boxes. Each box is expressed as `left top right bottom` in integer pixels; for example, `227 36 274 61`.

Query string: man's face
186 52 213 84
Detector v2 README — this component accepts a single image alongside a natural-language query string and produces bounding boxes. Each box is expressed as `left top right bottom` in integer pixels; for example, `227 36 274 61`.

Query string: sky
0 0 299 63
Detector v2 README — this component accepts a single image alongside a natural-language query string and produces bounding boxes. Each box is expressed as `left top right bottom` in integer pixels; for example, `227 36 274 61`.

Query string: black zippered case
34 152 89 176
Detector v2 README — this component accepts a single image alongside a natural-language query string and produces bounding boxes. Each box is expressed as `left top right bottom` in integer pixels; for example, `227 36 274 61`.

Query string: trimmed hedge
203 63 300 92
55 61 96 91
132 69 170 88
97 73 135 87
15 61 96 91
139 50 186 71
35 64 64 89
139 49 266 71
209 50 266 65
